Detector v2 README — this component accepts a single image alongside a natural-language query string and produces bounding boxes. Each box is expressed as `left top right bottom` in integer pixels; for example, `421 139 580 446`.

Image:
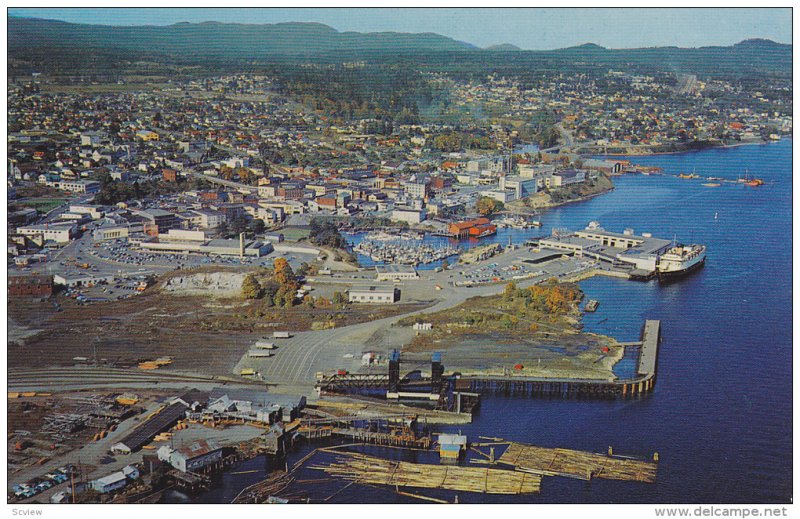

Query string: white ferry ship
656 244 706 281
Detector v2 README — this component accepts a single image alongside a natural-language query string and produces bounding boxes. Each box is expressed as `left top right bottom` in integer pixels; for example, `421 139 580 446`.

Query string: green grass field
20 198 69 212
280 227 312 241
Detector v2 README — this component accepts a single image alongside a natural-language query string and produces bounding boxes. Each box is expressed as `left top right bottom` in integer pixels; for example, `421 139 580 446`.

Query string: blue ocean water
179 139 792 504
446 139 793 503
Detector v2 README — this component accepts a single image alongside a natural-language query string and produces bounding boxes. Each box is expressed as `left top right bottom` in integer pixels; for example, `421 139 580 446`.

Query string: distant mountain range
8 17 792 77
8 17 477 58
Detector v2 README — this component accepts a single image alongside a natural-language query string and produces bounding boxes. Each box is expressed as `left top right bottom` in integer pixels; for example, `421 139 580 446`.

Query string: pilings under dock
457 320 661 399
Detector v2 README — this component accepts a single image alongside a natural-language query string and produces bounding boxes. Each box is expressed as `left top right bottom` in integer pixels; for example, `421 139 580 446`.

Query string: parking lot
10 223 320 289
10 464 76 501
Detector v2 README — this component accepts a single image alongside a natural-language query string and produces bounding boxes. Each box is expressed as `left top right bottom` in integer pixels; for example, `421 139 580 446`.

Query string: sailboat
740 168 764 187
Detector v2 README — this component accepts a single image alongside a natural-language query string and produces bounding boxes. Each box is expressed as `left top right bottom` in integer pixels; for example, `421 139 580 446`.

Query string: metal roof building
111 400 190 454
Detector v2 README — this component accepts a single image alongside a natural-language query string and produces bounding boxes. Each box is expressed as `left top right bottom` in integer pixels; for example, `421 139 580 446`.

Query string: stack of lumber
231 471 295 503
311 451 540 494
499 442 657 483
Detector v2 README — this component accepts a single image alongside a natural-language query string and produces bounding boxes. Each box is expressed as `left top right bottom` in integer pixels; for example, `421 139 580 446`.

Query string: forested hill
8 16 792 79
8 17 477 58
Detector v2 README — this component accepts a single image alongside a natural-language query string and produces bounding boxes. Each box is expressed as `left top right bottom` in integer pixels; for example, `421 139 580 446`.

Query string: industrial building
206 388 306 424
53 273 115 288
8 275 53 297
375 264 419 281
348 285 400 304
158 440 223 473
447 217 497 239
111 391 204 454
91 472 126 494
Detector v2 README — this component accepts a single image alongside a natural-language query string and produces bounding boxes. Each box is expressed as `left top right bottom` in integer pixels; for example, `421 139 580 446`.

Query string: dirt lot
7 390 161 477
394 286 624 380
8 287 430 376
399 331 622 380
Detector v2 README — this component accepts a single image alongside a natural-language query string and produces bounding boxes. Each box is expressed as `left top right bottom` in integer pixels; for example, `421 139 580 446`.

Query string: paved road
243 279 516 385
189 170 257 194
243 253 594 386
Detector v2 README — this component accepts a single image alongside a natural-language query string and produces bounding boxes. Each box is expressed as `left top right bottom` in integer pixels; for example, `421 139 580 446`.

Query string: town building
375 264 419 281
348 285 400 304
135 130 160 141
93 225 130 241
138 209 178 232
139 229 273 257
56 180 101 194
552 169 586 187
499 175 538 198
69 205 105 219
16 223 76 245
391 207 427 225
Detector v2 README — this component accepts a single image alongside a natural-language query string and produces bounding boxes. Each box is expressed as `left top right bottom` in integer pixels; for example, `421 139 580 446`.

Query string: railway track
7 367 262 389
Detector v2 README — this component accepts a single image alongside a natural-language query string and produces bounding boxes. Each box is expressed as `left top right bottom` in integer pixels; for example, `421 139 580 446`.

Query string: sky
7 7 792 50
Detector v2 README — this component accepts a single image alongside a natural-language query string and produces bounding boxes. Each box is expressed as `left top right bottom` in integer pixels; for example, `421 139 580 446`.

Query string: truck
254 340 276 350
273 331 292 339
248 349 274 358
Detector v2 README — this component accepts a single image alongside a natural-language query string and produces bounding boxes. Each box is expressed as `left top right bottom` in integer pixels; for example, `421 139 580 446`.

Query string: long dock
456 320 661 399
318 320 661 401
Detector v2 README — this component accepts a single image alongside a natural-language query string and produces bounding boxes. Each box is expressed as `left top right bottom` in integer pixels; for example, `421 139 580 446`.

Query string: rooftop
176 439 221 459
349 285 398 294
375 264 418 274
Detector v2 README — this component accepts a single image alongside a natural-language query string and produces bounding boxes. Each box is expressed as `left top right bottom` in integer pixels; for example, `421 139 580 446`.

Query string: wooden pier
166 470 211 492
330 427 431 448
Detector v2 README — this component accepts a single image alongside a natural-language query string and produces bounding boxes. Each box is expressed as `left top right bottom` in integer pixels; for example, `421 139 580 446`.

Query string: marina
353 235 460 266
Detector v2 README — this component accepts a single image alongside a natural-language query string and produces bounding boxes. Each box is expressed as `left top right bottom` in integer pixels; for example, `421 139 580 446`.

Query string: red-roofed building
448 217 493 238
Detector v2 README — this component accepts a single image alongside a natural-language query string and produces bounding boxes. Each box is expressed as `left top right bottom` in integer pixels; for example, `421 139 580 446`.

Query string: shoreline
583 136 789 158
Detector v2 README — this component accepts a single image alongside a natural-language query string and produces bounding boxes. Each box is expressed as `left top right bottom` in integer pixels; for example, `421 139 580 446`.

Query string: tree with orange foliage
545 287 568 314
273 257 296 285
